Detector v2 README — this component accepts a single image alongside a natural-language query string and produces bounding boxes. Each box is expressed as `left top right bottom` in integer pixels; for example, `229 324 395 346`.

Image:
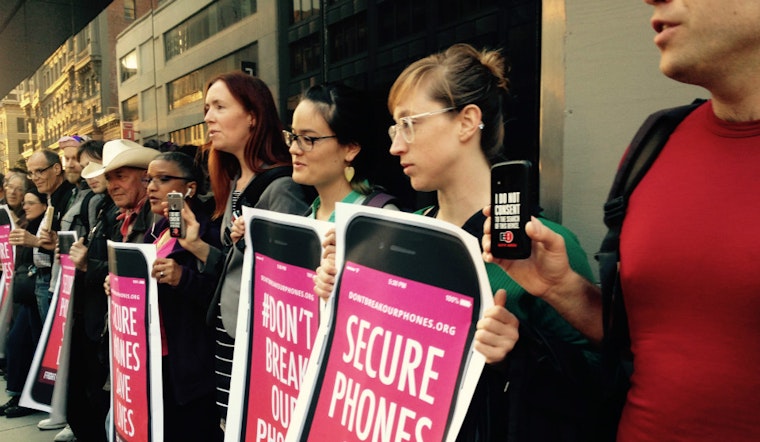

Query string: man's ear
458 104 483 143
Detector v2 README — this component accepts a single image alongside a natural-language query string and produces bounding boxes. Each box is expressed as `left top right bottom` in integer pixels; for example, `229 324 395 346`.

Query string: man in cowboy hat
82 138 159 243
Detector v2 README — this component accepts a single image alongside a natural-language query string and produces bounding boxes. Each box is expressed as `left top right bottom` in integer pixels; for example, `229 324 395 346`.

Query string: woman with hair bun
384 43 600 441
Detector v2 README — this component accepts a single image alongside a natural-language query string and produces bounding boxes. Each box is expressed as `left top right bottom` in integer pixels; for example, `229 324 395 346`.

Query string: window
167 43 258 112
18 140 25 154
169 123 206 147
329 13 368 63
164 0 257 61
120 50 138 82
167 71 204 112
292 0 319 24
16 117 25 133
121 95 139 122
377 0 426 46
438 0 498 24
124 0 136 20
290 33 321 77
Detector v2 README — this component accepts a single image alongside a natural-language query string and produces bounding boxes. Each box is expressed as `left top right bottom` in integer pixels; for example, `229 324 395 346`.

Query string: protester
286 82 398 219
1 187 48 418
65 140 114 442
59 136 86 186
178 71 312 428
314 43 600 441
144 151 222 441
3 172 29 224
26 149 76 322
483 1 760 440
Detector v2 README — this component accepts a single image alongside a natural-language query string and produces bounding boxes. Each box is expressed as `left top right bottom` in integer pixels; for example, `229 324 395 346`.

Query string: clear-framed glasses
283 130 337 152
388 107 456 143
27 163 56 179
143 175 193 186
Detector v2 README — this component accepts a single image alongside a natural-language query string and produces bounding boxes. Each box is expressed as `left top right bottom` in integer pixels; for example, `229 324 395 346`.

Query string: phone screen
239 218 322 441
167 192 184 238
490 160 532 259
299 216 480 441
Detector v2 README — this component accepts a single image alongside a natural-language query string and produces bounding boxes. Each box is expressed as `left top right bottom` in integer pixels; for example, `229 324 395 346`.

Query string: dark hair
25 186 47 205
154 151 207 195
77 140 105 162
37 149 63 167
203 71 291 218
388 43 510 162
299 83 374 193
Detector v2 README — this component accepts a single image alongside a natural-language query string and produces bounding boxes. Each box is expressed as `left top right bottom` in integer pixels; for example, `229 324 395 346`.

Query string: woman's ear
185 182 198 199
344 142 361 164
458 104 483 143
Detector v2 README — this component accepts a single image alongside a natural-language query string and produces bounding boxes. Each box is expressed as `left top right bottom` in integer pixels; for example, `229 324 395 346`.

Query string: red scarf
116 196 147 240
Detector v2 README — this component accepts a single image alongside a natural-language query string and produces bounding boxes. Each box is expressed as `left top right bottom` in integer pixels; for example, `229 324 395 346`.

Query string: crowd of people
1 1 759 439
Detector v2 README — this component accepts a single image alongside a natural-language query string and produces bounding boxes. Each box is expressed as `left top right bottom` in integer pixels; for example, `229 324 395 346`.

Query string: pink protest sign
110 274 150 442
245 252 320 441
37 254 76 385
308 261 474 441
0 223 13 308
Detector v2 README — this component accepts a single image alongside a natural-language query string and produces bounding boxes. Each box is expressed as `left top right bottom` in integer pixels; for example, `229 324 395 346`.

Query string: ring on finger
160 271 164 278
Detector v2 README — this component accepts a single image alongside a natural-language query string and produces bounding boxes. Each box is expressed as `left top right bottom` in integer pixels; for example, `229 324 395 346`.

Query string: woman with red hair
181 71 311 429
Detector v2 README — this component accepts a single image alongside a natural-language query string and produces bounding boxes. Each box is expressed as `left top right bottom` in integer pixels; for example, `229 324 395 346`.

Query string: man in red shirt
483 0 760 440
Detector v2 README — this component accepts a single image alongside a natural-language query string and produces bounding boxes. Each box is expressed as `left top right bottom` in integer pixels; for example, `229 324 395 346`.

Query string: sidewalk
0 376 59 442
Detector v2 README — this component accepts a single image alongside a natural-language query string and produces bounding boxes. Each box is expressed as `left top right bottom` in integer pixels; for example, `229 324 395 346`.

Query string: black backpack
595 98 705 438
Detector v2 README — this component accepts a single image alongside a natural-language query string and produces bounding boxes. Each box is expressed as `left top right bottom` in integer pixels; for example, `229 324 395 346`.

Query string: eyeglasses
388 107 456 144
283 130 337 152
143 175 193 186
27 163 56 179
4 184 24 194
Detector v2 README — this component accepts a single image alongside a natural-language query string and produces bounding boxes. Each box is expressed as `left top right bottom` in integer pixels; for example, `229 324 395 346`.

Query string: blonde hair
388 43 510 161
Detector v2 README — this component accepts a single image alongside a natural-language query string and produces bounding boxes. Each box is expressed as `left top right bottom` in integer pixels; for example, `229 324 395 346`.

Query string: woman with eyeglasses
1 188 48 418
142 150 223 441
285 83 399 221
176 71 312 429
383 44 598 440
3 171 30 224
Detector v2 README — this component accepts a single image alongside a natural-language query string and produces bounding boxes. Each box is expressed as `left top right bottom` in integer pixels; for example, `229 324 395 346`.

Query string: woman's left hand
153 258 182 287
474 289 520 364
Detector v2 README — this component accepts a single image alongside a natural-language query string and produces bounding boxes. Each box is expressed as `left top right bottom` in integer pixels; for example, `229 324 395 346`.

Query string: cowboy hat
82 139 159 179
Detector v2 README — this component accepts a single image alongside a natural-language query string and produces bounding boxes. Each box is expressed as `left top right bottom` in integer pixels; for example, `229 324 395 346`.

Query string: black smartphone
296 215 481 441
238 217 322 440
490 160 532 259
167 191 185 238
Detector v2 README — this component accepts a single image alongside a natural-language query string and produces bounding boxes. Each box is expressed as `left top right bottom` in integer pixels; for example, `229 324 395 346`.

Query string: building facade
115 0 539 205
0 88 30 171
11 0 152 165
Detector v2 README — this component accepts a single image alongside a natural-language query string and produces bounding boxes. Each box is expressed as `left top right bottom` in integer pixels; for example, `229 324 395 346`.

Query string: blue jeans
34 271 52 322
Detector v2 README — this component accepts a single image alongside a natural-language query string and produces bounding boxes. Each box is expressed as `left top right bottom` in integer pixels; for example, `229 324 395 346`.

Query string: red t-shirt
618 101 760 440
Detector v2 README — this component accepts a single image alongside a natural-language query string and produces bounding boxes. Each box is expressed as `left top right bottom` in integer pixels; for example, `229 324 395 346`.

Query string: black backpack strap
238 166 294 208
598 98 704 356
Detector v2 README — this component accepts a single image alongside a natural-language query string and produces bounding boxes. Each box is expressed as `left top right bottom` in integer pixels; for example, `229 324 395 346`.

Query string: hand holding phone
490 160 532 259
167 191 185 238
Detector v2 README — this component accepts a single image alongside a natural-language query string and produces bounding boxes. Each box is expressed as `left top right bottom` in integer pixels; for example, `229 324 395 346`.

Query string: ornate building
13 0 152 162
